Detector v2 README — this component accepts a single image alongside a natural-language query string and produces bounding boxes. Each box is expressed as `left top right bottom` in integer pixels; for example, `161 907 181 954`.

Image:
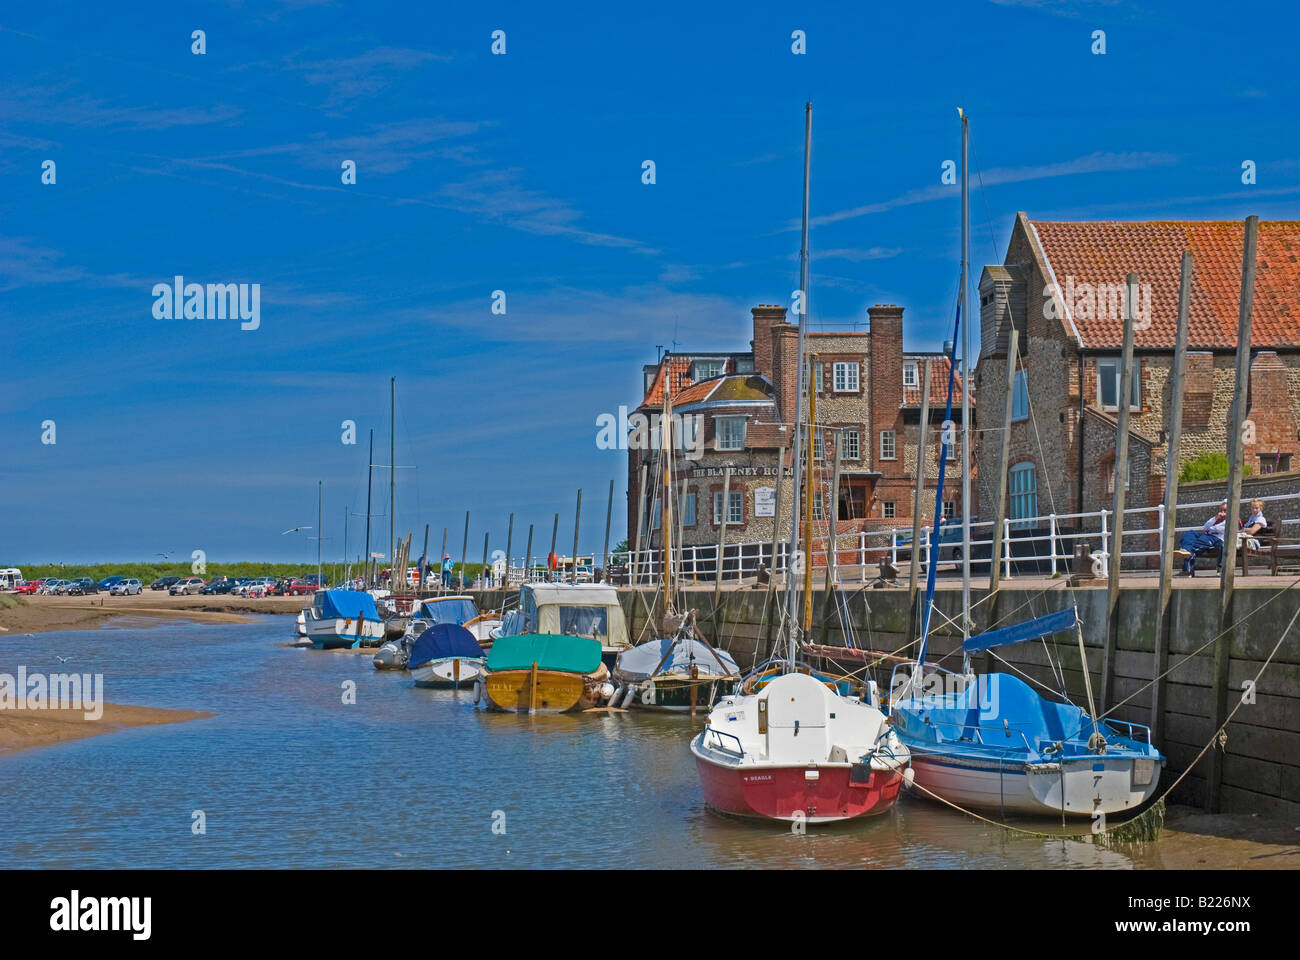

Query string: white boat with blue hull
305 589 385 650
890 651 1164 818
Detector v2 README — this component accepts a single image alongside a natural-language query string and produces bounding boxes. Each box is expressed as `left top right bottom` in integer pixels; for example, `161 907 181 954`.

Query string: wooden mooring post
602 478 613 582
905 360 932 646
459 511 469 592
571 489 582 585
1151 251 1193 745
1101 274 1139 713
1208 215 1258 813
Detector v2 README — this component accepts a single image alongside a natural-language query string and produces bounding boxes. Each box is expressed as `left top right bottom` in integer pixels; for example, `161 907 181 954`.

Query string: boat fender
902 767 915 786
609 684 623 706
599 682 615 702
621 685 639 709
473 678 483 704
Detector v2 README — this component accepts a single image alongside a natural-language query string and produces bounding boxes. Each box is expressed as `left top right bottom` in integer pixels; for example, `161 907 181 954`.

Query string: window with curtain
1097 357 1140 411
1009 462 1038 529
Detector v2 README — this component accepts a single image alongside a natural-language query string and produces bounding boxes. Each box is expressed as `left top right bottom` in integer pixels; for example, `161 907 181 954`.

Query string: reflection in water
0 618 1149 869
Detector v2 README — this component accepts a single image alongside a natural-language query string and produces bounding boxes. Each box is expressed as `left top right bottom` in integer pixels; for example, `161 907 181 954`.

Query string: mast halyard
662 391 673 617
959 109 973 672
782 101 813 668
803 361 816 634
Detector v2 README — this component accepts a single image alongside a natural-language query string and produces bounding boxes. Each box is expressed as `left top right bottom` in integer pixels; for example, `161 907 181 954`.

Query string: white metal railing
611 488 1300 585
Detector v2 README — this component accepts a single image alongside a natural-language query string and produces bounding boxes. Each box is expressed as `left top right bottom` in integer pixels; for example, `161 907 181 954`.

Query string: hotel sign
754 486 776 517
689 465 792 479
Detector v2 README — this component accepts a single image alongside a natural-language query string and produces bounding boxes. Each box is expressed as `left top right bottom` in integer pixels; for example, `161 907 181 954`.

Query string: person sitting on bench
1174 501 1228 576
1241 498 1268 552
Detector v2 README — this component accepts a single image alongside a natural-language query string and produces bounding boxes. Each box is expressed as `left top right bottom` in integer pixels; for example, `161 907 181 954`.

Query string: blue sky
2 0 1297 564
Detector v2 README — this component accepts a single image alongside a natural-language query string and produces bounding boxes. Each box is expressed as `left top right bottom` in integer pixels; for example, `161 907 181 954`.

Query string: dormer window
692 359 726 381
903 362 919 388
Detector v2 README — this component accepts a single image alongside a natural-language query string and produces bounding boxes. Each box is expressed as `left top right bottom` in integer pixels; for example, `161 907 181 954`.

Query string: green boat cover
486 634 603 674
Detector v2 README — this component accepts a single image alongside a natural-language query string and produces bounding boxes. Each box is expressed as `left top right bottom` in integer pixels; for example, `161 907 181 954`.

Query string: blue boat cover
414 596 479 626
316 589 380 622
962 607 1077 653
409 624 484 669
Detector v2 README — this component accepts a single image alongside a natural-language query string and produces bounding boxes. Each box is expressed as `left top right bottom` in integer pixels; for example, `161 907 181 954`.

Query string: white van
1 568 24 591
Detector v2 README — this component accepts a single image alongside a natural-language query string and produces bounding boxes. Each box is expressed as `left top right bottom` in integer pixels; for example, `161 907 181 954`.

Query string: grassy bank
9 560 496 585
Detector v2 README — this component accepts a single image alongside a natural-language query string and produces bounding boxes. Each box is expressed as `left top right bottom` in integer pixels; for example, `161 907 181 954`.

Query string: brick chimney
868 304 905 473
751 304 786 381
771 318 799 432
1247 351 1299 465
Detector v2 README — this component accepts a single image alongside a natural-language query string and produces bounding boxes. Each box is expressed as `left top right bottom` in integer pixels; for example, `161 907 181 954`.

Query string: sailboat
690 103 911 823
613 389 741 711
887 109 1164 819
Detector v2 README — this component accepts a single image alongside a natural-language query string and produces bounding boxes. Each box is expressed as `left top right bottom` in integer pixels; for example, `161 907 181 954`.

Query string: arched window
1009 462 1038 529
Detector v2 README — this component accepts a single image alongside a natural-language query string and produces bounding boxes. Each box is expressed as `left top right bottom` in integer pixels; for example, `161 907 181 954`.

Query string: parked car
201 577 239 596
169 577 206 596
237 576 277 597
66 578 99 595
97 576 125 593
151 576 181 591
15 580 43 595
302 574 329 588
39 579 69 595
284 578 318 596
110 578 143 596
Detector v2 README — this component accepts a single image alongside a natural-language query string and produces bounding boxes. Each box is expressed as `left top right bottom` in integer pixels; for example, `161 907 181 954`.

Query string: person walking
441 553 453 589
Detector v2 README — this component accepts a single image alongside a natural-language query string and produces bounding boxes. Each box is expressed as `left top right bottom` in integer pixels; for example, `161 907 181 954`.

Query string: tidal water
1 617 1164 869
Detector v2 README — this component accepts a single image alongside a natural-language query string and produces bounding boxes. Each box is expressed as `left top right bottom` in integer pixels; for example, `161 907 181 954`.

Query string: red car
15 580 43 595
284 579 318 596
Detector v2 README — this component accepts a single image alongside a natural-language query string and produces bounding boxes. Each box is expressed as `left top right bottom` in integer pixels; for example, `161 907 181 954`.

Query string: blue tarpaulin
962 607 1077 653
315 589 380 622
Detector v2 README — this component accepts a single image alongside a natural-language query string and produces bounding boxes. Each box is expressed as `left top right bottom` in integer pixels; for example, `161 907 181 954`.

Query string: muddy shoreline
0 593 308 635
0 703 214 757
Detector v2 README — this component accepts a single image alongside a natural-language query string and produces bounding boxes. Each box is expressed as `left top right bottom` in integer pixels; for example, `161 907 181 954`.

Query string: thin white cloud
811 151 1177 228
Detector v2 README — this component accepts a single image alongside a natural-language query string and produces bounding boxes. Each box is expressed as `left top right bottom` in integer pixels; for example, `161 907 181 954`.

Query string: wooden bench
1269 536 1300 575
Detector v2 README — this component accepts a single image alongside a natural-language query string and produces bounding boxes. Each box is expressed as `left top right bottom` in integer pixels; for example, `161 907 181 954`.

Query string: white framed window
812 490 825 521
883 501 896 519
879 429 897 460
942 500 956 520
681 492 696 527
715 416 746 451
713 490 743 524
842 429 860 460
833 361 860 392
813 362 823 393
1009 462 1038 529
692 359 725 381
1097 357 1140 411
1011 369 1029 421
903 363 919 388
650 498 662 530
813 433 824 460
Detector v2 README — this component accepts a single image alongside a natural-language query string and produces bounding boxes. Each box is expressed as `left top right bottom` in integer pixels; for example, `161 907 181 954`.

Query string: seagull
56 656 69 663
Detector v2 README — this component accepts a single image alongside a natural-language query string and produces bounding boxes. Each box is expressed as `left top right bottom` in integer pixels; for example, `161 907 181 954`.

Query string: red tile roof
641 356 694 407
902 356 966 406
1030 219 1300 350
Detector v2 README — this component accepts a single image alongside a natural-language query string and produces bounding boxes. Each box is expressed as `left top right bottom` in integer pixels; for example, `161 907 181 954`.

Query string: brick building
628 304 970 565
975 214 1300 544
